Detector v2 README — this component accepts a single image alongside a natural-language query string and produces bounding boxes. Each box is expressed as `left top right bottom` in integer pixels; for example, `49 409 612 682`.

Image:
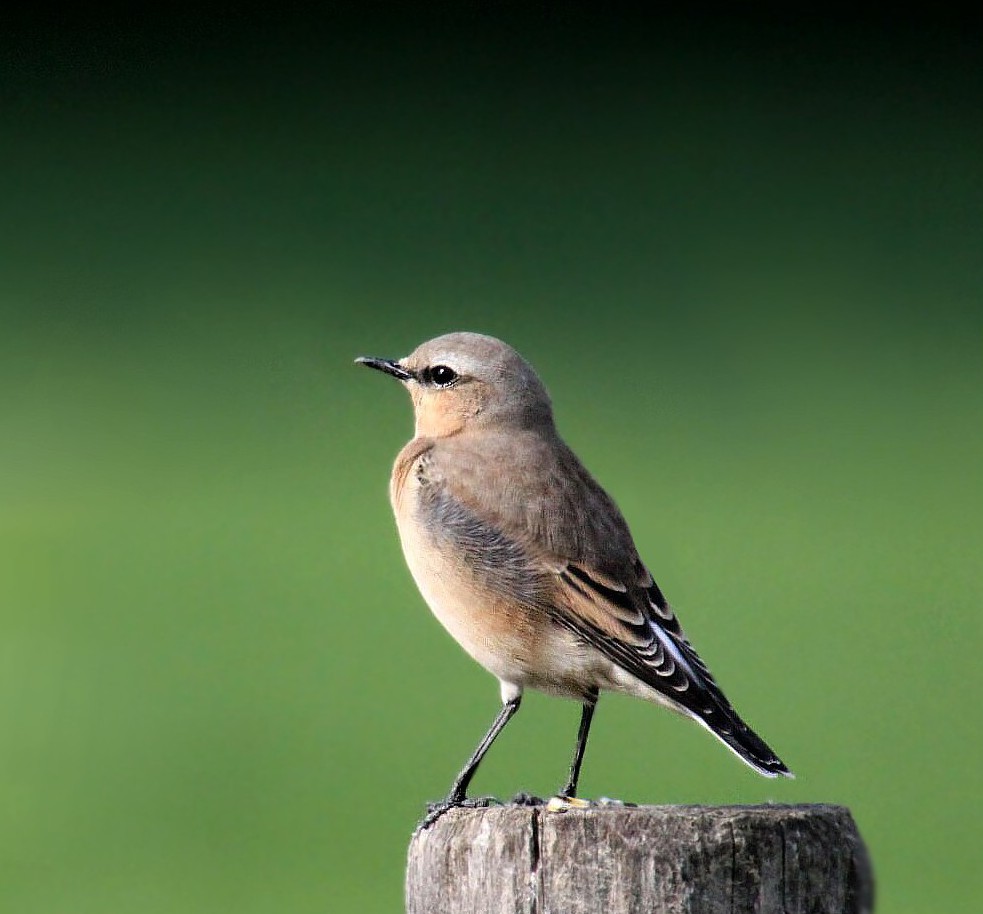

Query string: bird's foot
416 795 501 832
509 792 546 807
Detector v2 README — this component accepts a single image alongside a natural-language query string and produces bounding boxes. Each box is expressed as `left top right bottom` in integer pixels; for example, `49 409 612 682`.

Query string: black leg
419 696 522 830
560 689 598 798
447 695 522 801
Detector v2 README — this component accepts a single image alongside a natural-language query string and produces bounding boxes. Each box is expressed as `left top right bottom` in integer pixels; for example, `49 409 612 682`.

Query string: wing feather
551 562 790 776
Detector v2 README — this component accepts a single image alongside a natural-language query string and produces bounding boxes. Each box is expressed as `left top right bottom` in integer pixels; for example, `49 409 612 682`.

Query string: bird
356 331 792 825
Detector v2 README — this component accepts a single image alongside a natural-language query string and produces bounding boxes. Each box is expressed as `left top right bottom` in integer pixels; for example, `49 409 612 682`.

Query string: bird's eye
428 365 458 387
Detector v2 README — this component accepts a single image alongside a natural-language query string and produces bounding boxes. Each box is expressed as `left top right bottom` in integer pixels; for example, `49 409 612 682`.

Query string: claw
416 796 501 832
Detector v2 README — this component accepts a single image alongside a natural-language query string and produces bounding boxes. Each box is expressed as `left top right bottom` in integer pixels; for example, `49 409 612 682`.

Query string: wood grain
406 804 873 914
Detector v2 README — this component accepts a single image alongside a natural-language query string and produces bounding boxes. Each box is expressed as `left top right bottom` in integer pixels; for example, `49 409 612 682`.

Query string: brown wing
549 560 790 777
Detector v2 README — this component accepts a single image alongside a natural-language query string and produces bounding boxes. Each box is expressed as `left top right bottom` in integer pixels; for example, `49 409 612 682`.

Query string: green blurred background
2 8 981 912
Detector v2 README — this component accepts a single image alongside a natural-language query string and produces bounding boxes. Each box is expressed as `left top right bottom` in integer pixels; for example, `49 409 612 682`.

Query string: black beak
355 356 414 382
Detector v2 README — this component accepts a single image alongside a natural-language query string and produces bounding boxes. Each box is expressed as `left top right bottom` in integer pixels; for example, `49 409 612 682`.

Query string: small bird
357 332 791 824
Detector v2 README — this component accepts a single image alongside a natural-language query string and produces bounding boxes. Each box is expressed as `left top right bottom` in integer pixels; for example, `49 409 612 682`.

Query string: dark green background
2 9 980 912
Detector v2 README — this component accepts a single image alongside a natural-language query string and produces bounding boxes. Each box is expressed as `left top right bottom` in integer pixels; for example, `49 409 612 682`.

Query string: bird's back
423 426 642 577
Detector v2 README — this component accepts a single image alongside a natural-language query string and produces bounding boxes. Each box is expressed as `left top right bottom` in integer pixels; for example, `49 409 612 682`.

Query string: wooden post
406 804 873 914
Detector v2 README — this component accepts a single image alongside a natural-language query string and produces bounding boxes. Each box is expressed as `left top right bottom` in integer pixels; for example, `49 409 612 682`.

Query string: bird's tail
688 697 793 778
635 589 793 778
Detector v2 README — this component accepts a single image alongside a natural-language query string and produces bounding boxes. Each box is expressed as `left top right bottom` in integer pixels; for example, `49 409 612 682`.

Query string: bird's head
357 331 553 439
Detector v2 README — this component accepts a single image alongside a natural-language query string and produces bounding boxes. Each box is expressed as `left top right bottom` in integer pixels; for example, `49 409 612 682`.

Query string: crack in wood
529 809 541 914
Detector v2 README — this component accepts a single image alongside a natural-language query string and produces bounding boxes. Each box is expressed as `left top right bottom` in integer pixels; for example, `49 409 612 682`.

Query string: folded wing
553 561 791 777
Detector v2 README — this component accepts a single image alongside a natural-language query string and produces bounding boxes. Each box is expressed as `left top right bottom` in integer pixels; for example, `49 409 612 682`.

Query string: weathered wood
406 804 873 914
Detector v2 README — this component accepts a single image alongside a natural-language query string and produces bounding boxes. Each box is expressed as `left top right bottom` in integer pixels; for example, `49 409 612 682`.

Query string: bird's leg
559 689 598 798
447 695 522 802
419 695 522 830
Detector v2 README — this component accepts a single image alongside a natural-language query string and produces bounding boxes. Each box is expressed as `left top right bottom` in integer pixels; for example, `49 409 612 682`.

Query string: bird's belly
395 512 603 700
397 513 525 676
